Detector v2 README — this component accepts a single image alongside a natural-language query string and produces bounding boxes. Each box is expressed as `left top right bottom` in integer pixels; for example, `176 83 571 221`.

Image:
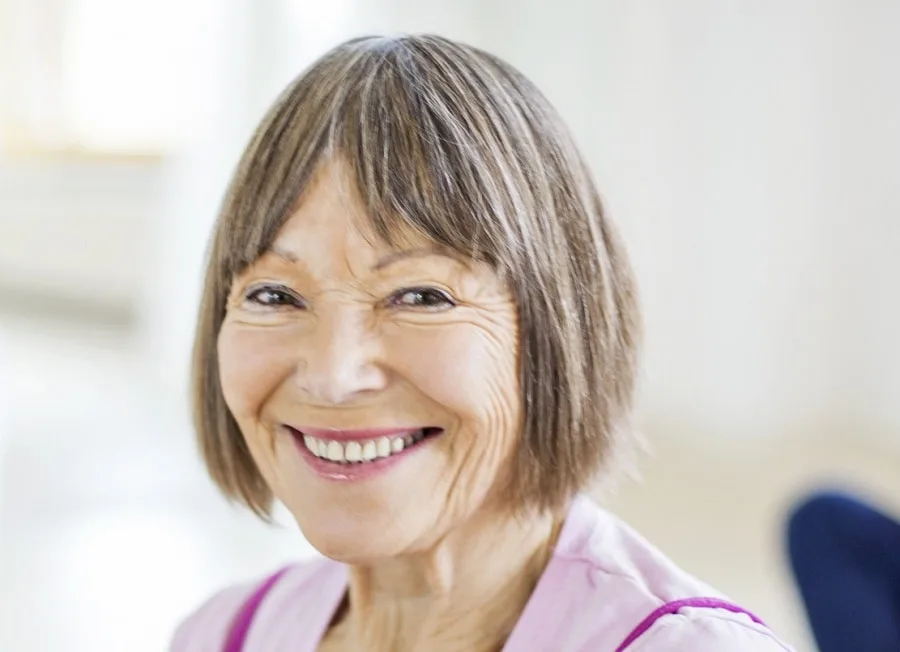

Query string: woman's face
217 162 522 562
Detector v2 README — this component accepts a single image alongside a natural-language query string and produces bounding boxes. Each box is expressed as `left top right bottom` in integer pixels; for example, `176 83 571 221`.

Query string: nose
296 308 388 405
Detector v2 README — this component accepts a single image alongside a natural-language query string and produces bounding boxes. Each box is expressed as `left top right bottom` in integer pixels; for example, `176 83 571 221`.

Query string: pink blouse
171 495 793 651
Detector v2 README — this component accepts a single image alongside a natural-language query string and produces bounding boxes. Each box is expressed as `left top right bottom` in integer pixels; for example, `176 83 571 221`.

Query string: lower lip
288 430 434 482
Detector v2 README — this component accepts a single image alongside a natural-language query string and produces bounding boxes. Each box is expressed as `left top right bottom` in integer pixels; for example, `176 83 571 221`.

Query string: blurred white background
1 1 898 650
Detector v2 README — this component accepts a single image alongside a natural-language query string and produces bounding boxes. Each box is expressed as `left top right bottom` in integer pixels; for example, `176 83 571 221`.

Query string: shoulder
169 577 258 651
546 496 793 650
624 605 793 650
169 557 344 651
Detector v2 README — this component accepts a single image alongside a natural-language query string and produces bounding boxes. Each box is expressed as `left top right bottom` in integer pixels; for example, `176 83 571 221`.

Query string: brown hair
192 34 641 518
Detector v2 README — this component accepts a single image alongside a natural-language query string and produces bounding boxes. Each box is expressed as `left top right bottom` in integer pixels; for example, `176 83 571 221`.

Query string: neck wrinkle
337 505 564 652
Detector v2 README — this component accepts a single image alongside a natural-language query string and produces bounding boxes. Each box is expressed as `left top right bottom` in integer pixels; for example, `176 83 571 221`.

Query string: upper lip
285 425 440 441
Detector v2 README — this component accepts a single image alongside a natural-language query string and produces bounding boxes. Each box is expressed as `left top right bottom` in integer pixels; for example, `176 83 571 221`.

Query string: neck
331 505 564 652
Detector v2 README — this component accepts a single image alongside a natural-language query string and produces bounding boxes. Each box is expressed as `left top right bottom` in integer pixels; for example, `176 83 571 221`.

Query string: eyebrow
266 244 458 270
371 247 453 271
269 245 299 263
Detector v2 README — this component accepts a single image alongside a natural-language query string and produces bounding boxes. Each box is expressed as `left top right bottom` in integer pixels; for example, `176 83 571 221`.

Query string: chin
302 527 407 565
290 505 412 564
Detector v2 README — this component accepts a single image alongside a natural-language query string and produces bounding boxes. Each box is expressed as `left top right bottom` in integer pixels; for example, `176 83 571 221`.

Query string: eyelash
244 284 305 309
242 285 456 311
387 287 457 311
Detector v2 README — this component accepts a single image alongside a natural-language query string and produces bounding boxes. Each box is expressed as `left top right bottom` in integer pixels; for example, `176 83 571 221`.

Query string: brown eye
390 287 456 310
245 284 305 309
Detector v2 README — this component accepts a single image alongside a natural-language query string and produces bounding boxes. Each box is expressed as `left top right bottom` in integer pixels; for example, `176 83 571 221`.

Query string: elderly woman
172 35 791 651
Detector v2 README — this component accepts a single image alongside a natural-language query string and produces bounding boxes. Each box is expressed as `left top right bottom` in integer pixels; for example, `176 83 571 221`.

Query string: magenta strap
614 597 766 651
223 567 291 652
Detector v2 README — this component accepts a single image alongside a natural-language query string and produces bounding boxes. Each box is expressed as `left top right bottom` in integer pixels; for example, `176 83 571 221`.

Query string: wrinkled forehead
259 160 457 277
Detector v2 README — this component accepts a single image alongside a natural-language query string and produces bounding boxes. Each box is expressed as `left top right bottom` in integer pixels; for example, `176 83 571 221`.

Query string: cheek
384 319 521 518
217 324 295 419
385 319 520 431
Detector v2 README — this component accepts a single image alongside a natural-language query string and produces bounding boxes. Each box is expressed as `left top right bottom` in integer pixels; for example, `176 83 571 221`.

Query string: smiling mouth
289 427 444 464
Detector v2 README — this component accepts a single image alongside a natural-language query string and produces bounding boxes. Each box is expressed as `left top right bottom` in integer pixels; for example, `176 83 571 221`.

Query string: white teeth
326 441 344 462
345 441 362 462
300 430 439 464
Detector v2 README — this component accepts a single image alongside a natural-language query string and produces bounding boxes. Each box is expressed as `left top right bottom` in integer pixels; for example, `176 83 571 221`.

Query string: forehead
267 161 446 274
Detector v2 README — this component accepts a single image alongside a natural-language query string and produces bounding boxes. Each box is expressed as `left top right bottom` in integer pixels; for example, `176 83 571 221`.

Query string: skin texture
217 161 561 651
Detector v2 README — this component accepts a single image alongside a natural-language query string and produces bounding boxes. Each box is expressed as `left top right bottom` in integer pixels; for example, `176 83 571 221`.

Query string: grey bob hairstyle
192 34 641 518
